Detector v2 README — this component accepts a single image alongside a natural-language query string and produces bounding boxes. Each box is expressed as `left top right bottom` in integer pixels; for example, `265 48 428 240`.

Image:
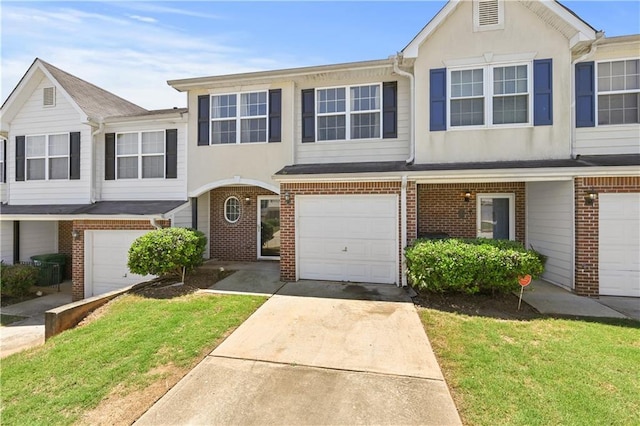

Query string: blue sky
2 1 639 110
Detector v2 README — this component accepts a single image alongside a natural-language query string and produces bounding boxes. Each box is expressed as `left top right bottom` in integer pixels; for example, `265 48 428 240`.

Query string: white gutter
400 175 408 287
89 119 104 203
571 32 605 158
393 54 415 165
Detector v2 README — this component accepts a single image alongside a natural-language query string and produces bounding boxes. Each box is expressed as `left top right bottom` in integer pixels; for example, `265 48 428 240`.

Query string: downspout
149 217 163 230
570 32 604 158
393 54 415 165
90 120 104 203
400 175 408 287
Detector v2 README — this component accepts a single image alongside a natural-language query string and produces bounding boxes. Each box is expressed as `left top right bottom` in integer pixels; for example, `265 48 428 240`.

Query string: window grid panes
25 134 69 181
211 92 268 144
224 196 241 223
597 60 640 125
493 65 528 124
451 69 485 127
116 131 165 179
316 85 381 141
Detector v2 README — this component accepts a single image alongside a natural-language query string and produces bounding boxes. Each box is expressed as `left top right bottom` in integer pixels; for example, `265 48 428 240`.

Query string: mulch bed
132 268 235 299
1 292 41 308
413 289 543 320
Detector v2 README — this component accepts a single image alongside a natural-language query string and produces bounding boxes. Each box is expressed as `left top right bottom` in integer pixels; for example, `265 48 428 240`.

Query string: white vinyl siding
574 126 640 155
197 192 211 259
0 221 14 264
526 181 573 288
0 139 6 184
296 77 409 164
8 74 91 205
99 122 187 201
19 221 57 262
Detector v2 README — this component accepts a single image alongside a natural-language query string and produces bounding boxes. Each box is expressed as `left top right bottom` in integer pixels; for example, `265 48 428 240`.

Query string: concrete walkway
1 283 72 358
522 280 637 320
136 277 462 425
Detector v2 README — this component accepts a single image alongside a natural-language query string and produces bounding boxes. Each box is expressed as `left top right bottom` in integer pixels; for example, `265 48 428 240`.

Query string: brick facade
57 221 73 279
279 181 417 283
70 219 170 301
574 176 640 297
209 186 278 261
417 182 526 244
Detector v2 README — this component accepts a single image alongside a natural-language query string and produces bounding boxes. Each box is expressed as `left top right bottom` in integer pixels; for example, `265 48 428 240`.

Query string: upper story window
449 64 530 128
211 91 268 144
25 133 69 180
116 131 164 179
597 59 639 125
0 139 5 183
316 84 381 141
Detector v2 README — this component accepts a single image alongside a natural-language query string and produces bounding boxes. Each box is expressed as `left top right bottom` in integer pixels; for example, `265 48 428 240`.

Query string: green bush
0 263 39 297
128 228 207 278
405 238 545 294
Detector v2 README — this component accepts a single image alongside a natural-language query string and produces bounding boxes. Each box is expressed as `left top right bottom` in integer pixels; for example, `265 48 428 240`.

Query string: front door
477 194 515 240
258 196 280 259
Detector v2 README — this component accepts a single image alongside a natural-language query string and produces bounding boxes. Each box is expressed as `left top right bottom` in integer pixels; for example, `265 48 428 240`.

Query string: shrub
405 238 545 294
0 263 39 297
128 228 207 279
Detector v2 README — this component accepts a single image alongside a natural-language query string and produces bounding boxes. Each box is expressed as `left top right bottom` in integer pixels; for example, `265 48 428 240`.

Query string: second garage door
297 195 398 284
85 230 154 297
599 193 640 297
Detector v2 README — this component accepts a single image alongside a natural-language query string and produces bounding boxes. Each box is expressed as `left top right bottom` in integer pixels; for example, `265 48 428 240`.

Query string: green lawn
0 292 265 426
420 309 640 426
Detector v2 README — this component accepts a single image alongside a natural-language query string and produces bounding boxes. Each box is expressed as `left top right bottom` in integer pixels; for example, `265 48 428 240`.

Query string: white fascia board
542 1 597 46
103 113 187 126
402 0 461 58
36 61 89 122
168 60 393 91
0 214 167 222
273 174 405 183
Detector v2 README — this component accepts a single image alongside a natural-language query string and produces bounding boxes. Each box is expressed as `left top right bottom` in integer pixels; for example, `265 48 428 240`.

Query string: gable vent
43 87 55 107
478 0 499 26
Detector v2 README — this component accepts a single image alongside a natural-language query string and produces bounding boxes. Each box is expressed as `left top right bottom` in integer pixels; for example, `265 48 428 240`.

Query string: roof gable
1 58 147 126
402 0 597 58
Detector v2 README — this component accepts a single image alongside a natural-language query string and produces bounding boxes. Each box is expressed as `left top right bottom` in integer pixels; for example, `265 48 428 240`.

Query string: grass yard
420 309 640 426
0 292 265 426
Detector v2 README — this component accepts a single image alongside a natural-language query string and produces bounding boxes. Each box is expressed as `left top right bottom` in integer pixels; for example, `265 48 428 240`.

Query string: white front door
297 194 398 284
477 193 515 240
84 230 153 297
599 193 640 297
258 196 280 259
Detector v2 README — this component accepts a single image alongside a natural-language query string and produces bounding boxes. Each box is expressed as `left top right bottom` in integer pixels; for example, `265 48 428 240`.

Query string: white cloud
1 3 302 110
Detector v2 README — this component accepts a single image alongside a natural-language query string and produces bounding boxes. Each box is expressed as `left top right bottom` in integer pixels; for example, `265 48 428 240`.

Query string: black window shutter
575 62 595 128
533 59 553 126
301 89 315 143
69 132 81 179
197 95 210 146
165 129 178 179
430 68 447 131
2 139 6 183
268 89 282 143
105 133 116 180
382 81 398 138
15 136 25 181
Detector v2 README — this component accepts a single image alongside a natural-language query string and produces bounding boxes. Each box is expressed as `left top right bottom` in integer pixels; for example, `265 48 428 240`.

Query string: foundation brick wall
574 176 640 297
70 219 170 301
209 186 277 261
57 221 73 279
279 181 417 283
417 182 526 244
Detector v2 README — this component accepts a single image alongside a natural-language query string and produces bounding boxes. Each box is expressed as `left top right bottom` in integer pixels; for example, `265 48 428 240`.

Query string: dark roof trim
0 200 187 216
275 155 640 176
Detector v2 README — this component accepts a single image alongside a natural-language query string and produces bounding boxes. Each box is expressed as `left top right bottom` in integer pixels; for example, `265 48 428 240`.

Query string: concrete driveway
135 280 461 425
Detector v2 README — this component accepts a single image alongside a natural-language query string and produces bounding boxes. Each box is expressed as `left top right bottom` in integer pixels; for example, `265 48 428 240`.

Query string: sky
2 1 639 110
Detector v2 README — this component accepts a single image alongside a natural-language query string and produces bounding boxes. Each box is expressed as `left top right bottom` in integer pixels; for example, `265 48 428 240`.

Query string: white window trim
476 193 516 241
210 91 269 145
25 133 70 181
594 57 640 128
115 130 165 180
315 83 383 142
224 196 241 223
447 61 533 130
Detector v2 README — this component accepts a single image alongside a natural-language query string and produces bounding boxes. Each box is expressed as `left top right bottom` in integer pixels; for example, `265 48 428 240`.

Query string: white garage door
297 195 398 284
599 193 640 297
85 230 154 297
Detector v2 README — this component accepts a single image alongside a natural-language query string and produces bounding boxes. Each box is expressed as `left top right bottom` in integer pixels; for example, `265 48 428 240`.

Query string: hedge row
405 238 546 294
0 263 39 297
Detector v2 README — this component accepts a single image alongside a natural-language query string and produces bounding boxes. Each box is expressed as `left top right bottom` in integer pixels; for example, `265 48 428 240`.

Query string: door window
477 194 515 240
